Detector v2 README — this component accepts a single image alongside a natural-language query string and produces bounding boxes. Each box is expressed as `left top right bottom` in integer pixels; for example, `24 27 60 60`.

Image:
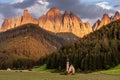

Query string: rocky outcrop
93 14 111 31
15 16 22 27
39 7 92 37
113 11 120 21
0 7 92 38
39 7 62 32
1 17 15 31
93 11 120 31
84 22 93 34
1 10 38 32
21 10 38 25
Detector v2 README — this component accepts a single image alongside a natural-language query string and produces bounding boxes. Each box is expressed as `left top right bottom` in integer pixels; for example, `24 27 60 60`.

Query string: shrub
60 71 68 75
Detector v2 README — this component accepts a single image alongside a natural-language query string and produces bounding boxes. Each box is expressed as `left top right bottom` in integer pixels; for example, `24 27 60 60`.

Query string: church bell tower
66 58 69 72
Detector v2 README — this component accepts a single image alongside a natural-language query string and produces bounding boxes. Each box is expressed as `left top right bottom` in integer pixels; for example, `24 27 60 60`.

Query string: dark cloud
13 0 38 9
0 0 50 27
0 3 16 18
114 4 120 8
47 0 115 19
0 0 42 18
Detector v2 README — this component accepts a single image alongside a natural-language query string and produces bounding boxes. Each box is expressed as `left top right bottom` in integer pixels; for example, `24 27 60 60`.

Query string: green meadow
0 64 120 80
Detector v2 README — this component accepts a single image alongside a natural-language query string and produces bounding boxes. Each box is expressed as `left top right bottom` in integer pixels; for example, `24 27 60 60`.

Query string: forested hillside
46 19 120 71
0 24 66 69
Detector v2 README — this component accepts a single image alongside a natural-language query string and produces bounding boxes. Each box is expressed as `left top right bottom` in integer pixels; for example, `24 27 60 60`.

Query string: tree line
45 19 120 71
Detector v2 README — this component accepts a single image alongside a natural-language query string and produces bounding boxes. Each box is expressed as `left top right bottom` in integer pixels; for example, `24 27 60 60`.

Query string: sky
0 0 120 26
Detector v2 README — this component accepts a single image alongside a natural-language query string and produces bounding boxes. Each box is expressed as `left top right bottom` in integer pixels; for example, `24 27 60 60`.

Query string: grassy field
0 64 120 80
99 64 120 75
0 71 120 80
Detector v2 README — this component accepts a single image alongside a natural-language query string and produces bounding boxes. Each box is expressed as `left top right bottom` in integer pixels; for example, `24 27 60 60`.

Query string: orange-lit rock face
15 16 22 27
93 14 111 31
21 10 38 25
93 11 120 31
39 7 62 32
0 7 93 38
113 11 120 21
1 17 15 31
1 9 38 32
39 7 92 37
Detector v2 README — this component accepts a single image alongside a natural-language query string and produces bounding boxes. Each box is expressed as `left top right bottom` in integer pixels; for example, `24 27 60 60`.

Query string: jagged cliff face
38 7 63 32
93 14 111 31
1 17 15 31
21 10 38 25
113 11 120 21
1 10 38 32
93 11 120 31
0 7 93 37
1 7 120 37
38 7 92 37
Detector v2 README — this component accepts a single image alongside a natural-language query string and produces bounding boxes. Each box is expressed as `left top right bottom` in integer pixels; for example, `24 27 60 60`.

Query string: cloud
0 14 5 26
0 0 49 26
13 0 38 9
0 3 17 18
0 0 118 27
11 0 24 4
114 5 120 8
96 1 112 9
27 0 49 18
47 0 114 19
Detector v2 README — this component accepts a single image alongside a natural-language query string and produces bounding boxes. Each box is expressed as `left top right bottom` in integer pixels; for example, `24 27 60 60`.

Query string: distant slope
46 19 120 71
56 32 79 42
0 24 67 69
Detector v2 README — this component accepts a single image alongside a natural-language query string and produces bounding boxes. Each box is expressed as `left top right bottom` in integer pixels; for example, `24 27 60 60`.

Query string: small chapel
66 58 75 74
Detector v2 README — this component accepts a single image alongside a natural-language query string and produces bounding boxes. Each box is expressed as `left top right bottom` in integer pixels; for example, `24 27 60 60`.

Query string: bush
60 71 68 75
105 65 110 70
28 68 32 71
76 68 81 73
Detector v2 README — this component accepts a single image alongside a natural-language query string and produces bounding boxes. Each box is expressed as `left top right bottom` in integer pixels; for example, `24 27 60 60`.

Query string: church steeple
66 57 69 72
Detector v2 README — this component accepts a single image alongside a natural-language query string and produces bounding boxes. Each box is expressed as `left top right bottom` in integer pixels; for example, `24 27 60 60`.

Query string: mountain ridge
1 7 92 38
1 7 120 37
93 11 120 31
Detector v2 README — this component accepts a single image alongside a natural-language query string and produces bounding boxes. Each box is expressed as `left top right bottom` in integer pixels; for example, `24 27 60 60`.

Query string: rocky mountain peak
46 7 62 16
115 11 119 16
38 8 92 37
0 7 92 38
21 9 38 25
64 10 70 15
70 11 82 22
1 16 15 31
102 14 110 20
84 22 92 33
70 11 77 17
101 14 111 25
113 11 120 21
93 11 120 31
23 9 32 18
93 14 111 31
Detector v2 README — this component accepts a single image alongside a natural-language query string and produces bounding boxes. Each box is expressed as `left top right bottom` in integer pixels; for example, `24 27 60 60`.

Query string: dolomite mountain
0 7 92 38
93 11 120 31
1 7 120 37
1 10 38 31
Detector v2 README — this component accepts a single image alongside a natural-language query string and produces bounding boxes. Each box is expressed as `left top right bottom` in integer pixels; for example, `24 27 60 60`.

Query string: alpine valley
0 7 120 71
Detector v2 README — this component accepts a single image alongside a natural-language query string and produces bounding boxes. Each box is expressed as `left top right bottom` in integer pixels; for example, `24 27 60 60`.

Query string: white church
66 58 75 74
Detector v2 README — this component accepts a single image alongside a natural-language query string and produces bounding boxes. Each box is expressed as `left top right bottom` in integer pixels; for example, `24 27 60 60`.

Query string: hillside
46 19 120 71
56 32 79 42
0 24 67 69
